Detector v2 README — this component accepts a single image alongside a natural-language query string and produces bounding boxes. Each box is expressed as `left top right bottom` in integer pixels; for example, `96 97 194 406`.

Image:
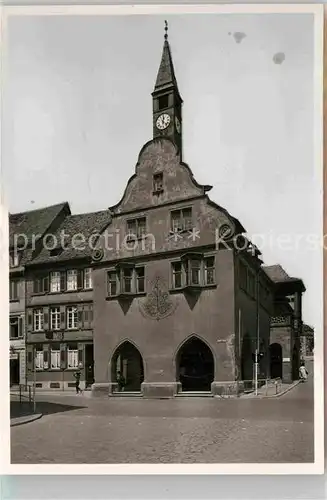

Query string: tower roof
153 21 182 100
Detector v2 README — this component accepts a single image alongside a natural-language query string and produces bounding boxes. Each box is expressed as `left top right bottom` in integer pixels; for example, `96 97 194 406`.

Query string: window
136 267 145 293
107 266 146 296
50 344 61 369
122 268 132 293
10 316 22 339
158 94 169 110
171 255 216 289
50 271 61 292
9 252 21 268
9 280 19 301
126 217 147 240
172 262 182 288
67 343 79 369
67 270 78 291
108 271 118 296
84 268 92 289
204 257 215 285
67 306 78 329
35 347 44 370
153 173 163 193
50 307 60 330
190 259 201 285
171 208 193 232
34 309 44 331
33 275 49 294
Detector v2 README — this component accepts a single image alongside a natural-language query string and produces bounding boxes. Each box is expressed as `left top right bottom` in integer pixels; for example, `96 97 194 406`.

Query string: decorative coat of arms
140 275 177 320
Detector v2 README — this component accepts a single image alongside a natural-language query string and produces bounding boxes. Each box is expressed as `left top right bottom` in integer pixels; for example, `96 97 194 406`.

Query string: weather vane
164 20 168 40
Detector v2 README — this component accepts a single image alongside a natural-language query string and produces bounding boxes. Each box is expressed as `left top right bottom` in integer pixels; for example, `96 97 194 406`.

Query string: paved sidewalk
11 413 43 427
240 380 300 399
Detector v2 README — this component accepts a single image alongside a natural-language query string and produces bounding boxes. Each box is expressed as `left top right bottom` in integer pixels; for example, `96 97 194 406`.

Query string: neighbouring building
263 264 306 383
90 30 278 398
9 202 70 386
24 210 110 390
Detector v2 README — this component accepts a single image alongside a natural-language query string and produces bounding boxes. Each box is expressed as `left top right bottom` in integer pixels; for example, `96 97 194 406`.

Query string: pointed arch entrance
176 336 214 392
269 343 283 379
111 341 144 392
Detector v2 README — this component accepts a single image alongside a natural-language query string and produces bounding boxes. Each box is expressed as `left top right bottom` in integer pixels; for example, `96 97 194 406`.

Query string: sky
2 13 322 329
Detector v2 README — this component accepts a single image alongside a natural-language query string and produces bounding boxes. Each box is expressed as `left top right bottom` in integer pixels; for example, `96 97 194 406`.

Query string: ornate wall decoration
92 248 104 262
218 223 234 240
140 275 177 320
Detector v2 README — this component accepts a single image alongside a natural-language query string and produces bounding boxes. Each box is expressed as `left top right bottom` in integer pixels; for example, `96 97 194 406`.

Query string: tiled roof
30 210 111 264
302 324 314 335
9 202 69 249
263 264 298 283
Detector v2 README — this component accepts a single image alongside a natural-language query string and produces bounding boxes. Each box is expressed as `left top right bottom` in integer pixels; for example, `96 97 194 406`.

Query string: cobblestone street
11 376 314 464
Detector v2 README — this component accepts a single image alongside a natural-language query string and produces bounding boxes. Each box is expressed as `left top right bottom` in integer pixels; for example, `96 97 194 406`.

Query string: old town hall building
9 28 311 396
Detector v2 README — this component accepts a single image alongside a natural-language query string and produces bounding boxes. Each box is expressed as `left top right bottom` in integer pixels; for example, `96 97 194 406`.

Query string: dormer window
10 251 21 268
171 208 193 232
126 217 146 240
153 173 163 194
158 94 169 110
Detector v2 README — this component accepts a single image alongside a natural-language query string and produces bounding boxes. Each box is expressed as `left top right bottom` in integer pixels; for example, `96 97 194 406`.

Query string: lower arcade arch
111 341 144 392
176 336 215 392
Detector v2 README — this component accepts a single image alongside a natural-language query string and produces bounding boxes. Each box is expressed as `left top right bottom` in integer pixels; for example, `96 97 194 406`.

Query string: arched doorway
176 336 214 392
269 343 283 379
241 333 253 389
111 341 144 392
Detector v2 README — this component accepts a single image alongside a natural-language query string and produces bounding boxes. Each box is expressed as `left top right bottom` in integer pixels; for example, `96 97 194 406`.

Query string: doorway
111 341 144 392
85 344 94 389
269 343 283 379
176 336 214 392
10 358 20 386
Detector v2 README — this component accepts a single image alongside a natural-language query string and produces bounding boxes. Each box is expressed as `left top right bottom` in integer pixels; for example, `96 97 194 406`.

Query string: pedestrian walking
73 369 82 394
299 362 308 382
117 371 126 392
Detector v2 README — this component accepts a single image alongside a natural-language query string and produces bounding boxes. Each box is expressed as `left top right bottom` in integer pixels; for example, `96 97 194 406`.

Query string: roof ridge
9 201 69 217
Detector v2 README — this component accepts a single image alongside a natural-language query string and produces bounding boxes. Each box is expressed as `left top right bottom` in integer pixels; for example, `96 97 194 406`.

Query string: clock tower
152 21 183 159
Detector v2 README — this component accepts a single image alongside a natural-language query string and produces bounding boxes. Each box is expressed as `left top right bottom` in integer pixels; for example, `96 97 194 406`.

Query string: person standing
73 369 82 394
299 362 308 382
117 371 126 392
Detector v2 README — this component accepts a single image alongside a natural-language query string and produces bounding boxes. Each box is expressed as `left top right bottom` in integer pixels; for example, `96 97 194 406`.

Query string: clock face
156 113 171 130
175 116 181 133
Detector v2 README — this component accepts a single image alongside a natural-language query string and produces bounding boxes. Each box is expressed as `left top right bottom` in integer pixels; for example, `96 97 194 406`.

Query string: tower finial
164 20 168 40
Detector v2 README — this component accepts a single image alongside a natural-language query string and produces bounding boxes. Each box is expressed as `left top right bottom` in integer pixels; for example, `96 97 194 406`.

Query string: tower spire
153 21 181 97
152 21 183 159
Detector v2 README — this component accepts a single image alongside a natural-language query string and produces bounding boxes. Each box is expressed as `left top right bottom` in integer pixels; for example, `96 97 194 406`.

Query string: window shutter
43 275 49 293
77 269 83 289
19 317 23 338
43 308 49 330
60 344 67 370
60 271 66 291
77 307 83 329
27 310 33 332
89 305 93 326
60 307 66 330
43 346 49 369
78 344 84 366
33 279 39 294
27 347 33 369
